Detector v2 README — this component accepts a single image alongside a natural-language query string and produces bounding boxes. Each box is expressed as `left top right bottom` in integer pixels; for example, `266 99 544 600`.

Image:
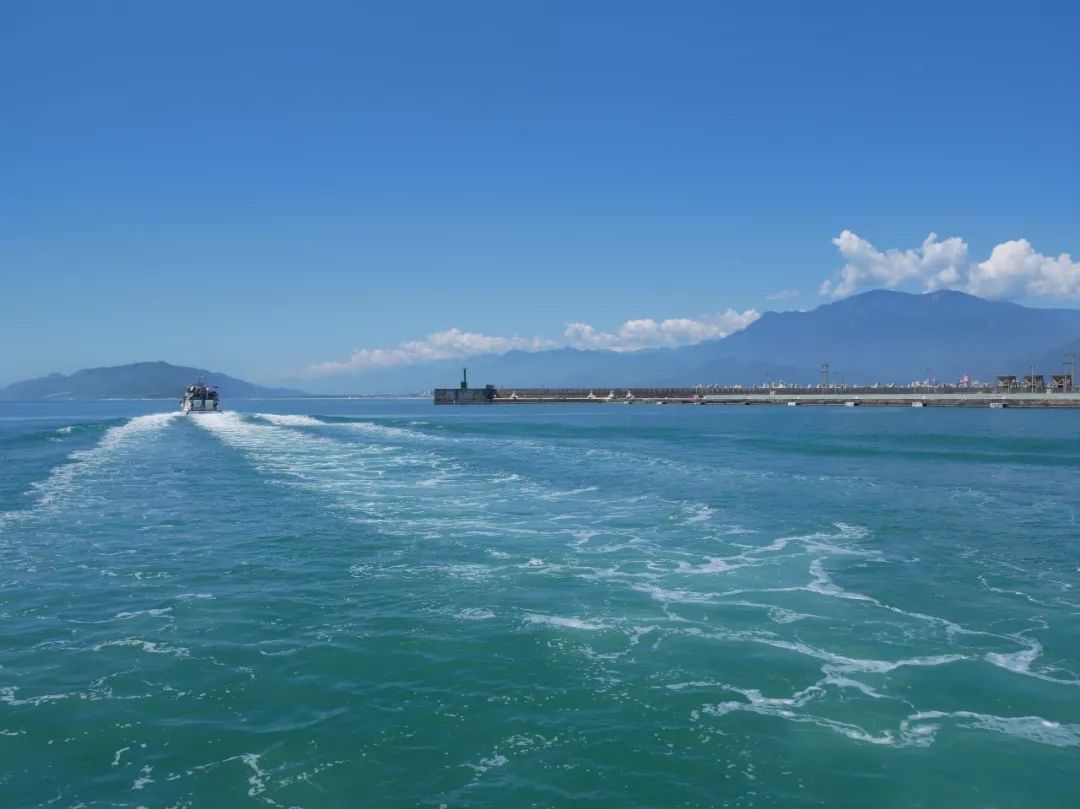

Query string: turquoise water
2 400 1079 808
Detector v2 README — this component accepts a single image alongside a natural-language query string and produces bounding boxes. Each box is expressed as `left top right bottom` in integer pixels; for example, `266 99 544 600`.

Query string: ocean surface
1 399 1078 808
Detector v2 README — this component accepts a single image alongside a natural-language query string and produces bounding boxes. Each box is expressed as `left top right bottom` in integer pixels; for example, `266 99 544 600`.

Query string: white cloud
821 231 1079 301
563 310 760 351
308 309 761 376
309 329 557 375
820 230 968 298
967 239 1080 300
766 289 798 301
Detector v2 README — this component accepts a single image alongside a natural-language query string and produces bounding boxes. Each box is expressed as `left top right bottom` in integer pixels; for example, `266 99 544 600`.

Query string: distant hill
17 293 1076 397
0 362 307 400
298 290 1080 393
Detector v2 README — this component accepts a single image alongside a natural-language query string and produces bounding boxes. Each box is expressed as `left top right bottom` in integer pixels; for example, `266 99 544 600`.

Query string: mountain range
296 290 1080 393
3 291 1079 398
0 362 306 400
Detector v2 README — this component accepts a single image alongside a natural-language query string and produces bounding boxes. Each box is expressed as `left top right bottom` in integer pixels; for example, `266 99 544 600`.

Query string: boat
180 376 220 414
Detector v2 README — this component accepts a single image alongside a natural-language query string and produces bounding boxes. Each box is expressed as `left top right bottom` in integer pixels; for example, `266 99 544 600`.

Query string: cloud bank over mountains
562 309 760 351
821 231 1080 300
309 310 761 376
309 229 1078 378
310 330 558 375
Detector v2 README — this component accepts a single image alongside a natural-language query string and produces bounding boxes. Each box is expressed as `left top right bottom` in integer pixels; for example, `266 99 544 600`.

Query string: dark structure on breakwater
437 384 498 404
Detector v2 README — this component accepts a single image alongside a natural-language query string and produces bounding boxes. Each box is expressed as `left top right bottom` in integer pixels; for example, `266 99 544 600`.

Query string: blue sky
2 2 1078 387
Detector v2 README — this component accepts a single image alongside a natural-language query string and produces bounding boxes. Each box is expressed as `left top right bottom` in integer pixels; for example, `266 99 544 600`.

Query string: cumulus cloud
967 239 1080 300
563 310 760 351
309 329 557 375
820 230 968 298
821 231 1080 301
308 309 761 376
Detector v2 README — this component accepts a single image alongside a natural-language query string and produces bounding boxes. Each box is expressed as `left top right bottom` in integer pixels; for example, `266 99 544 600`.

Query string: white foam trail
91 411 180 448
194 411 331 456
1 412 181 527
240 753 274 802
340 420 431 440
0 686 72 707
902 711 1080 747
195 413 606 545
806 558 875 602
740 633 968 675
743 523 873 560
977 575 1072 608
633 584 719 604
524 614 609 631
458 608 496 620
799 556 1037 656
697 698 907 747
692 684 933 748
199 412 406 464
681 504 715 524
114 607 173 620
766 606 817 624
986 639 1042 674
712 598 820 624
666 681 722 691
132 764 154 790
677 557 733 574
985 636 1080 686
194 412 487 534
692 683 915 748
92 637 190 658
254 413 324 427
464 752 509 775
821 671 887 699
538 486 600 500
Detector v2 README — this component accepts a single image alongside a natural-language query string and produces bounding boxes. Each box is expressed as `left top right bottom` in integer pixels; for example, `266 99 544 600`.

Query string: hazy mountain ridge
705 290 1080 385
0 362 306 400
7 292 1079 397
298 290 1080 393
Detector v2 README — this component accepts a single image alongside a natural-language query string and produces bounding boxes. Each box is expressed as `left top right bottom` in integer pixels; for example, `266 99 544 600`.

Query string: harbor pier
434 386 1080 408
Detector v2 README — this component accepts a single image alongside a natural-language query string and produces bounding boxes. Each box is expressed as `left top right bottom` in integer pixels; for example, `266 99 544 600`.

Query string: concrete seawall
434 388 497 404
434 387 1080 408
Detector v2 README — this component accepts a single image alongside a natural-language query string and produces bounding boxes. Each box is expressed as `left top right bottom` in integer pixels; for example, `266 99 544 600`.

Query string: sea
1 399 1078 808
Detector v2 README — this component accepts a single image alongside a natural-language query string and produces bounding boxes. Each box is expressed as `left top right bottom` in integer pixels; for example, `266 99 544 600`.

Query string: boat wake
185 411 1080 754
1 412 182 530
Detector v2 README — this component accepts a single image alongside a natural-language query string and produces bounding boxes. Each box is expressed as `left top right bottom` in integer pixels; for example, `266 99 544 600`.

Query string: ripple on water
3 404 1080 807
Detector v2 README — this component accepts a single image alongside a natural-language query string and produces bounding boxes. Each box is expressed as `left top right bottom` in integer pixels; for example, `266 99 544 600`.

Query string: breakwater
435 386 1080 408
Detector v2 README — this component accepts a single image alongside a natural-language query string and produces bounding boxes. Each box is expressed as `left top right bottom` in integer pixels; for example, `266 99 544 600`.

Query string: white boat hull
180 377 221 413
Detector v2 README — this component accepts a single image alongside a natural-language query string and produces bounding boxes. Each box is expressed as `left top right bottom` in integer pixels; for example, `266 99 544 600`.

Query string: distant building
1022 374 1046 392
996 375 1018 392
1050 374 1074 392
